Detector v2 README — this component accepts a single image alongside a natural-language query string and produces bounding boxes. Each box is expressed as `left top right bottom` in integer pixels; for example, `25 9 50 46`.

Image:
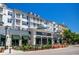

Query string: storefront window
47 33 51 36
0 35 6 46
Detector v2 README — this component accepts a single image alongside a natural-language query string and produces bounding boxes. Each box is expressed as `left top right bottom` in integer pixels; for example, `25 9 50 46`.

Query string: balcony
0 7 3 14
0 20 4 26
16 19 20 25
0 15 3 26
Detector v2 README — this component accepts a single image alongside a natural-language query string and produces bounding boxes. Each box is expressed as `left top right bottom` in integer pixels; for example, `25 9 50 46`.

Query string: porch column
6 35 11 47
32 30 36 45
57 39 60 43
19 39 22 46
41 36 42 46
52 38 54 44
47 37 48 45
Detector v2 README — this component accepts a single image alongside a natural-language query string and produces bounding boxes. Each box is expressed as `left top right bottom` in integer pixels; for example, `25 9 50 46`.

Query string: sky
6 3 79 33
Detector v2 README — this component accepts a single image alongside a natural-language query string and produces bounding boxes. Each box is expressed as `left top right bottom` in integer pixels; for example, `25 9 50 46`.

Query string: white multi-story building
0 3 57 31
0 4 29 30
0 3 64 47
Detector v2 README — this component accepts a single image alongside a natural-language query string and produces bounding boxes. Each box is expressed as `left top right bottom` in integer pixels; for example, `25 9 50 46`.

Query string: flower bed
12 44 68 51
52 44 68 49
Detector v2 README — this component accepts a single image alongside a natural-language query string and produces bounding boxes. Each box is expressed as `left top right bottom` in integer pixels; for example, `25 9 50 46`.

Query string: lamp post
5 26 12 54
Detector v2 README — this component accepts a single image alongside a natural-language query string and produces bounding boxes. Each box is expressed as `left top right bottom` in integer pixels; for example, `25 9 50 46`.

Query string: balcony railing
0 19 4 25
0 8 3 13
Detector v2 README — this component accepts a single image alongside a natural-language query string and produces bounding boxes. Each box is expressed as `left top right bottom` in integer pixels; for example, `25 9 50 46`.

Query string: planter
0 48 4 53
0 48 2 52
52 44 58 48
58 44 60 48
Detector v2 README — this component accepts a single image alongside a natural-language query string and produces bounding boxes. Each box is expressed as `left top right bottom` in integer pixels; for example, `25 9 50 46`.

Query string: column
47 37 48 45
33 35 36 45
52 38 54 45
41 36 42 46
19 39 22 46
57 38 60 43
6 35 11 47
32 30 36 46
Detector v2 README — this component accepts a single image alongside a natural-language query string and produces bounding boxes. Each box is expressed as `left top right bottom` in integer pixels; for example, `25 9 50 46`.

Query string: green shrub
42 44 51 49
21 44 33 51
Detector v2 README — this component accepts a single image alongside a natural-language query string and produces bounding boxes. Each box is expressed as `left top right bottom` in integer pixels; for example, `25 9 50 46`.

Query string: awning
48 38 52 40
22 36 29 40
9 29 29 36
12 35 20 40
36 36 41 38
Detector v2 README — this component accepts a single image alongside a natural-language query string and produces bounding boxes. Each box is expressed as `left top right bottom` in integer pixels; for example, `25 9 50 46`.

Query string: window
53 28 56 31
8 11 13 16
27 22 28 25
27 16 29 20
8 18 12 23
22 28 25 31
30 22 33 25
33 17 35 20
36 32 42 35
22 21 27 25
16 19 20 25
22 14 27 19
33 23 36 27
0 14 2 20
53 24 56 27
40 19 42 22
16 14 20 18
16 26 20 30
47 33 51 36
37 18 39 20
29 31 31 35
37 24 39 27
36 32 46 35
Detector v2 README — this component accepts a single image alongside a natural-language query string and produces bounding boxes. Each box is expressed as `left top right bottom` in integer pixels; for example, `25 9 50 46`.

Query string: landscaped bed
12 44 52 51
12 44 69 51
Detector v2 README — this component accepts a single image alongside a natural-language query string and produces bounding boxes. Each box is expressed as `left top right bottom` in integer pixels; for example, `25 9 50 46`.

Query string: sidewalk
0 49 25 55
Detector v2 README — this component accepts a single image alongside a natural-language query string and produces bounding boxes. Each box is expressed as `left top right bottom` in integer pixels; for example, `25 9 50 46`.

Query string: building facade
0 3 67 48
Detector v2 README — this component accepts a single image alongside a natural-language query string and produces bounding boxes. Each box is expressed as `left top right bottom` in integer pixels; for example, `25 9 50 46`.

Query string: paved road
0 45 79 55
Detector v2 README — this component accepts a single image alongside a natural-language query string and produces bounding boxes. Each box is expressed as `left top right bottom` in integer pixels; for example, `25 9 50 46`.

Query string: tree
72 33 79 44
63 29 79 44
63 29 72 44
